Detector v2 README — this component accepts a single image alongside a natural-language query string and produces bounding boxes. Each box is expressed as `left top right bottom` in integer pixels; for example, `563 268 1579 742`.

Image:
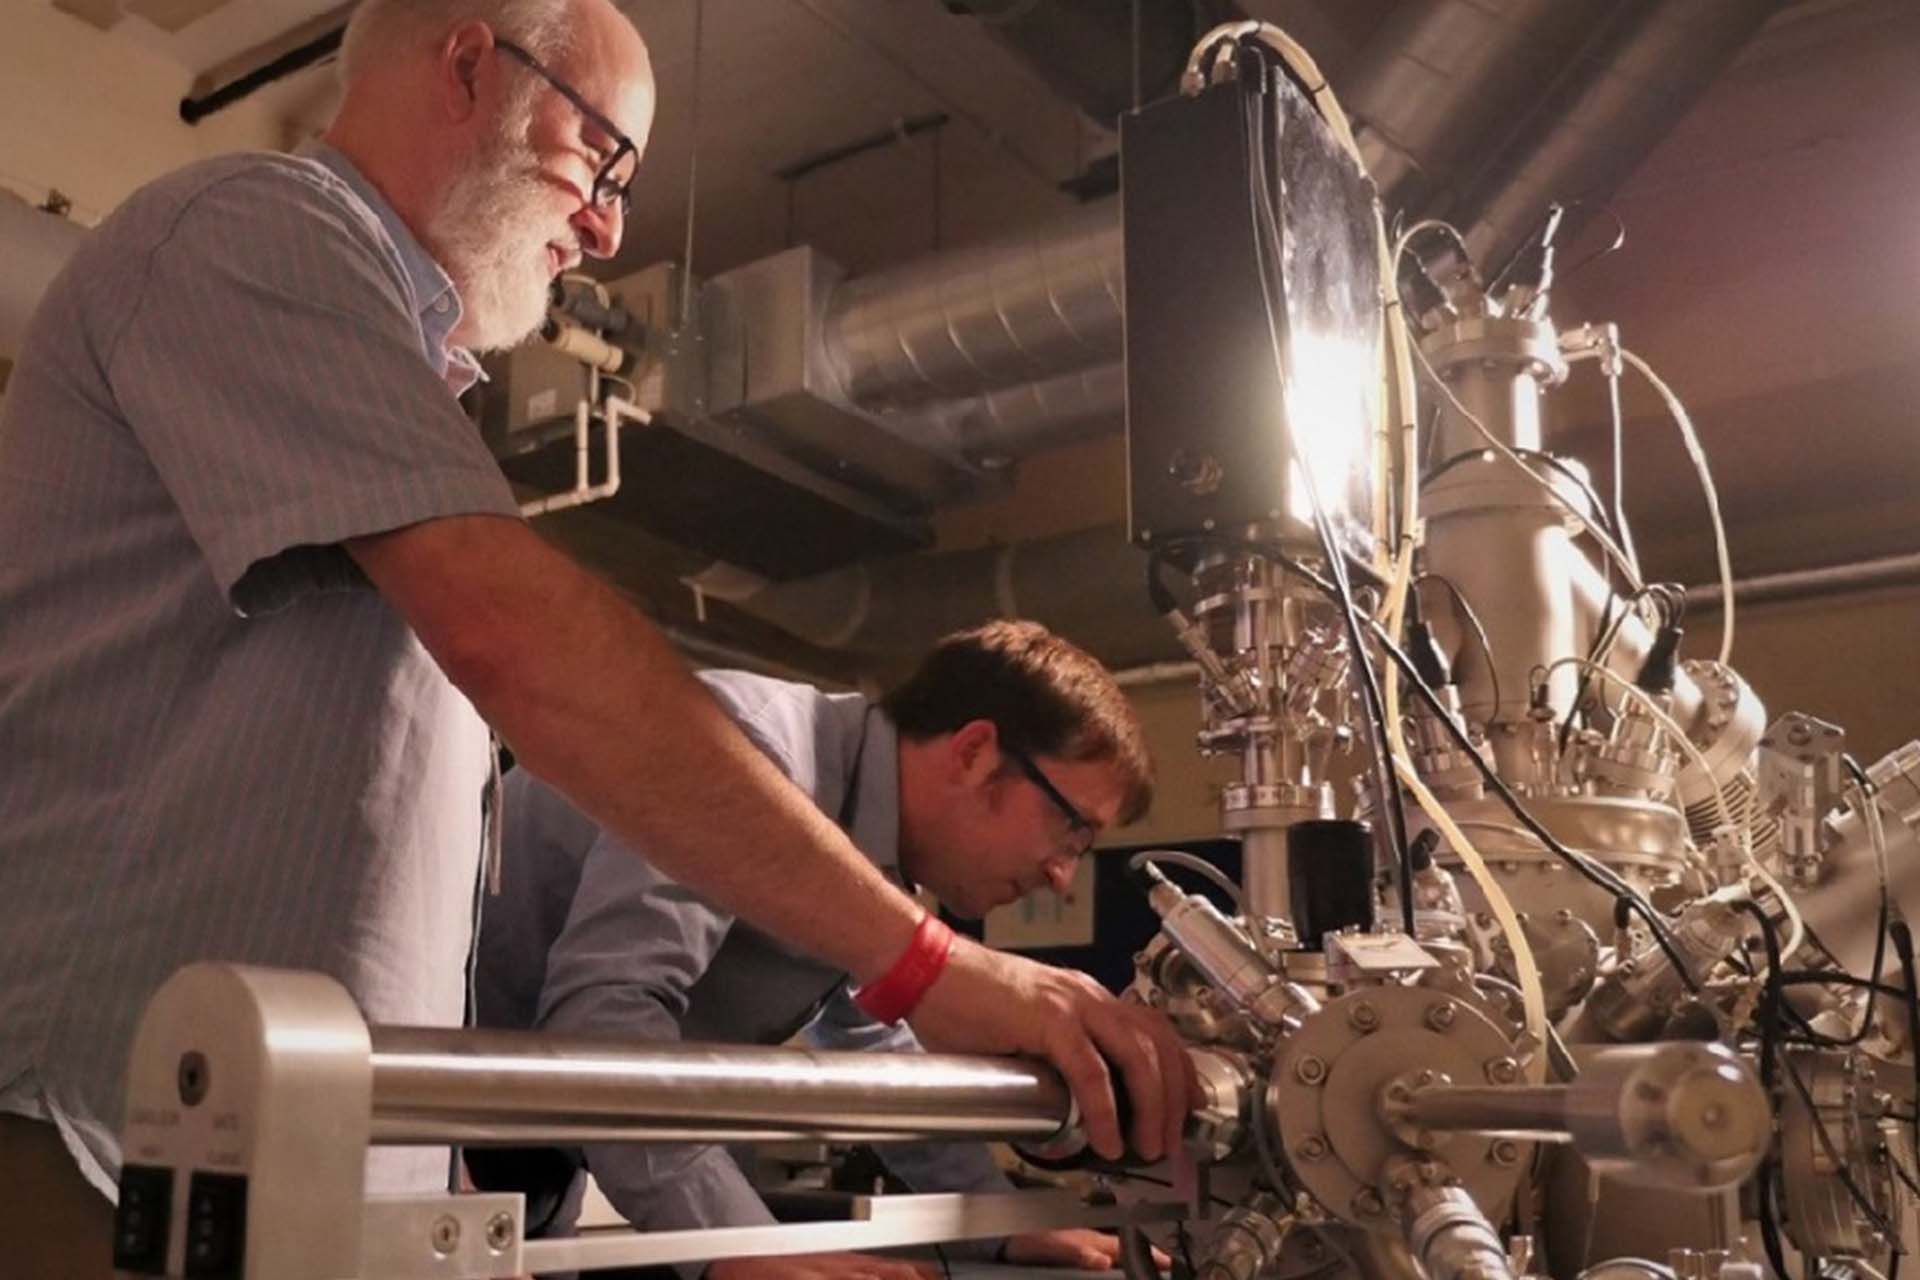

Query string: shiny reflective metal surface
367 1025 1072 1146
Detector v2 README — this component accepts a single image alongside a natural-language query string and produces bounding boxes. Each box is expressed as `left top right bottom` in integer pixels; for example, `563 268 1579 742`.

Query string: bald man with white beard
0 2 1191 1273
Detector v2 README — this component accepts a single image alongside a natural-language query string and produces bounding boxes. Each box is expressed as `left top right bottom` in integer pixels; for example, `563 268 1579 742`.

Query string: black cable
1422 447 1619 542
1251 545 1700 982
1561 202 1629 279
1741 899 1905 1262
1890 919 1920 1163
1734 897 1796 1280
1071 1164 1235 1210
1239 79 1415 934
932 1242 953 1280
1777 971 1912 1000
1413 572 1502 726
1558 581 1626 755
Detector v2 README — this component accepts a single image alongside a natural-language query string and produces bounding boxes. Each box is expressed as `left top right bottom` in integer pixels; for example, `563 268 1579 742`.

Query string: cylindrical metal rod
1397 1042 1767 1192
1402 1085 1569 1140
368 1026 1073 1147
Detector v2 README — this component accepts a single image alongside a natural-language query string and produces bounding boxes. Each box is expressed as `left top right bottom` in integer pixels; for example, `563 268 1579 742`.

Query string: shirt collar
302 142 483 393
845 705 904 885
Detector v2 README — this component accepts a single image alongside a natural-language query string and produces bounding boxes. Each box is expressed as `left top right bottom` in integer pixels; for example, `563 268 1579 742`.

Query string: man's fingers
1044 1017 1124 1159
1152 1012 1194 1158
1082 1003 1169 1160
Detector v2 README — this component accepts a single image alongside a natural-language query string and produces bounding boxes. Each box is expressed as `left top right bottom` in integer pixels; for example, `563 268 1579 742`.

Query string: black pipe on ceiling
179 24 344 125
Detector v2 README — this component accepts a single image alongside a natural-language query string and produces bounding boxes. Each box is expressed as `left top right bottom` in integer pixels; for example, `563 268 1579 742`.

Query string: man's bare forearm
348 514 916 982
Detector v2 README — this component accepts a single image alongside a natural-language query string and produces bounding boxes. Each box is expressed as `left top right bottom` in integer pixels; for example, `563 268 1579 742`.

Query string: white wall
0 5 295 225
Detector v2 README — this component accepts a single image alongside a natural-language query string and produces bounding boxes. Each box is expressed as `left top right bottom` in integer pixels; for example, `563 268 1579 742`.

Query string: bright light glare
1282 331 1375 525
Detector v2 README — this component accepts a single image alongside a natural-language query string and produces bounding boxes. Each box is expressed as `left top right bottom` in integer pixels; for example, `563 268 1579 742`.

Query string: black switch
184 1172 248 1278
112 1164 173 1274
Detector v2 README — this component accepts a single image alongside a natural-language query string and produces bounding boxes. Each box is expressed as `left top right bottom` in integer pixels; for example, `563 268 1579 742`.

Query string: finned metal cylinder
368 1027 1072 1146
1398 1042 1766 1191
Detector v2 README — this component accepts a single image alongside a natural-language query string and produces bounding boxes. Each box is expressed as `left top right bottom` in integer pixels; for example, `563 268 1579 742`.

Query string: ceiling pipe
823 200 1123 411
690 522 1172 664
829 0 1777 459
1341 0 1621 221
873 362 1125 470
937 0 1239 125
1459 0 1781 274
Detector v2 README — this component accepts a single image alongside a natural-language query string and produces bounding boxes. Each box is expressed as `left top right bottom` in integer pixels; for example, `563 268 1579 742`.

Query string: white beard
429 115 570 353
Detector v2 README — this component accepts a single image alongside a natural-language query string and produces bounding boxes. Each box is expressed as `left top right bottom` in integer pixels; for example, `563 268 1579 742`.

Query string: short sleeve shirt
0 145 522 1196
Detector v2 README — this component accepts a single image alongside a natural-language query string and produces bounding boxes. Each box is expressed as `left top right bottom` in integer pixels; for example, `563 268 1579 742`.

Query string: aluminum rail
367 1025 1075 1147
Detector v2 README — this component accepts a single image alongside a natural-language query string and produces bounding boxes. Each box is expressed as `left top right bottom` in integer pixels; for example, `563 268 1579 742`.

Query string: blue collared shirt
476 671 1012 1262
0 144 521 1197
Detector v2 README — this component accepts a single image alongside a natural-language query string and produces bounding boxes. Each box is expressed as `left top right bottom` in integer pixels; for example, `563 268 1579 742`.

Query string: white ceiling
43 0 345 73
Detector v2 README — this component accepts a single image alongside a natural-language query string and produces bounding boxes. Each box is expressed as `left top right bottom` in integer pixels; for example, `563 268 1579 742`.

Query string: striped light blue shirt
475 672 1010 1268
0 144 522 1198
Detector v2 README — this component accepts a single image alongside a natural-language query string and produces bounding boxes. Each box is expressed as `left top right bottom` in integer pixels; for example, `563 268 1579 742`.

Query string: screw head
431 1215 461 1255
1351 1189 1385 1216
485 1211 515 1252
1485 1057 1520 1084
1426 1001 1457 1031
177 1051 209 1107
1295 1054 1328 1085
1349 1001 1380 1032
1490 1140 1521 1166
1297 1136 1329 1162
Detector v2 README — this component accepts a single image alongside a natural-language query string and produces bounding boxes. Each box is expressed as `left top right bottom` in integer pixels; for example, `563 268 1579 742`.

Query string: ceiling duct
1341 0 1622 219
938 0 1241 125
1457 0 1782 275
824 200 1123 411
690 521 1172 664
726 0 1779 657
807 0 1776 475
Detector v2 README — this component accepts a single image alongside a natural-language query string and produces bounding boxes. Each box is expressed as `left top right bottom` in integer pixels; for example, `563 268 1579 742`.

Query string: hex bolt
431 1215 461 1256
1426 1001 1457 1031
1295 1055 1328 1086
1490 1140 1521 1166
1297 1135 1329 1162
1348 1001 1380 1033
1485 1057 1520 1084
485 1211 515 1252
1351 1189 1385 1217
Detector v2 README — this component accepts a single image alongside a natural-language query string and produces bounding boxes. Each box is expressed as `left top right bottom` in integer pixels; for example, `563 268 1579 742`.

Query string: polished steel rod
367 1026 1073 1147
1400 1084 1571 1140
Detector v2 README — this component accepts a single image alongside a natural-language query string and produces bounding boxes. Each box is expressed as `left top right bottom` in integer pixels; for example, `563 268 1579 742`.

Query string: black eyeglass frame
494 38 638 212
1005 747 1098 857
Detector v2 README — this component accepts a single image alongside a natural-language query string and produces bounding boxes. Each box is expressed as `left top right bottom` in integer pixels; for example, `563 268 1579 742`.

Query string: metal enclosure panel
1121 73 1380 556
703 246 974 505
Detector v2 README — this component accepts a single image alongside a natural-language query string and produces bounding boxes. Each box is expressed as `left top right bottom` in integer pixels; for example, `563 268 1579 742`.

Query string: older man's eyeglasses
494 39 638 213
1006 748 1097 857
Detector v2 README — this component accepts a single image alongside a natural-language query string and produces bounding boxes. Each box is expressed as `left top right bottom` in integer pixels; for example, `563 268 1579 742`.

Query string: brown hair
882 620 1154 826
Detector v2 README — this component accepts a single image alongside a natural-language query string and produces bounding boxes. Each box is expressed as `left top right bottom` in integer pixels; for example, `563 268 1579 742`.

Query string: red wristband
852 912 954 1025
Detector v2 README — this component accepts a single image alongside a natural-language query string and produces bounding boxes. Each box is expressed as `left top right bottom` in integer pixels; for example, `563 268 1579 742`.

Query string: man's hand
908 939 1195 1162
1005 1228 1171 1271
707 1251 939 1280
